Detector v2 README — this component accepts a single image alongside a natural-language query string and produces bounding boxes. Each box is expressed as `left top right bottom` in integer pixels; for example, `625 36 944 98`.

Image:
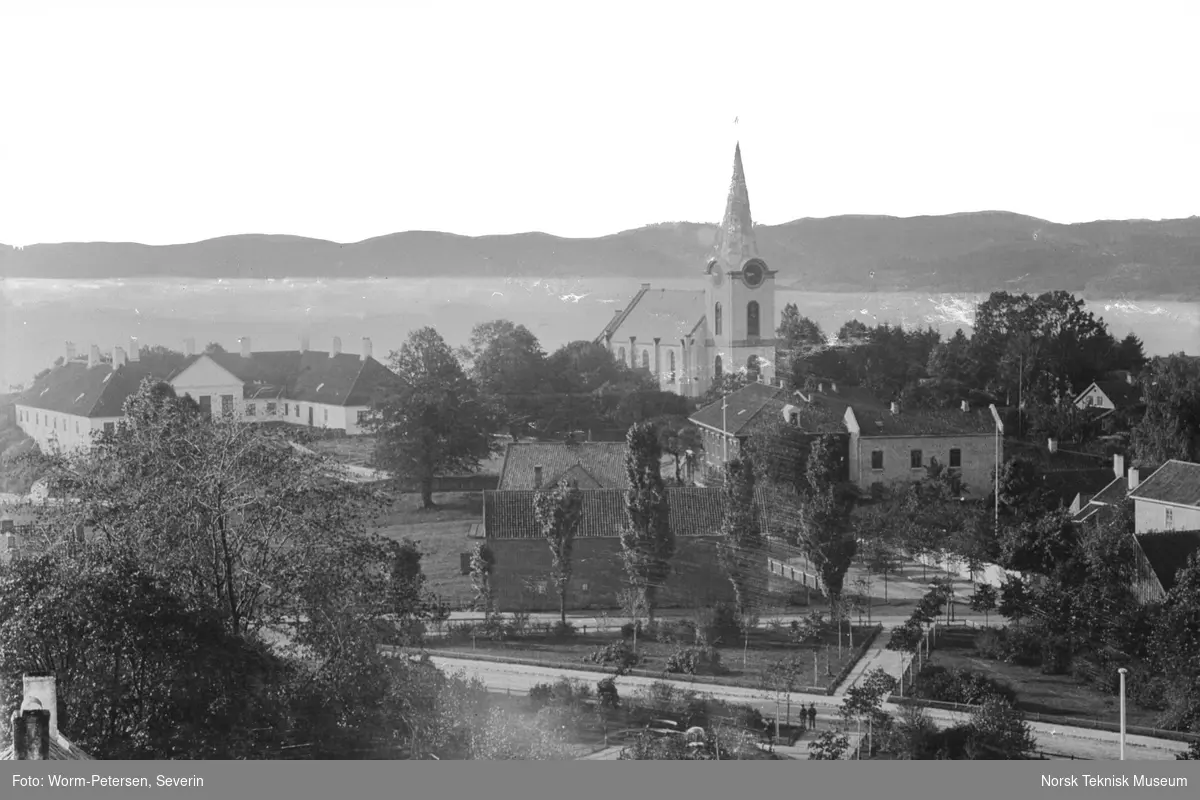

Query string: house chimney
12 706 50 760
641 283 651 290
818 383 825 394
534 465 543 489
361 337 373 361
1048 438 1058 454
330 337 342 357
890 401 900 415
831 382 838 393
112 346 127 369
1128 468 1140 492
239 337 252 358
961 400 970 413
1113 453 1125 480
88 345 101 368
1126 373 1134 386
128 337 140 362
65 342 77 362
22 674 57 740
184 338 195 357
300 333 310 353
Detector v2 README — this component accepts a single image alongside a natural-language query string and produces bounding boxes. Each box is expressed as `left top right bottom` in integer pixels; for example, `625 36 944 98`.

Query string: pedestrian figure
808 704 817 728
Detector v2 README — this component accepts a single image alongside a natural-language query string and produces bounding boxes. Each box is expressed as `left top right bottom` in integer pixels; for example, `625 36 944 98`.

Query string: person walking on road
807 704 817 729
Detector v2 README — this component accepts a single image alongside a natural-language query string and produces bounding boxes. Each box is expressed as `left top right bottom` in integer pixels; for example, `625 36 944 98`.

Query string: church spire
709 143 758 272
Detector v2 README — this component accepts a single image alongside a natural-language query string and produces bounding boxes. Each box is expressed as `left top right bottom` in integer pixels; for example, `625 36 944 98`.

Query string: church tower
703 143 778 386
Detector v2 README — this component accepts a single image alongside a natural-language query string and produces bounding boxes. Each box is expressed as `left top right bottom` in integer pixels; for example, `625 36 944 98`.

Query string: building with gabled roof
14 335 402 452
1073 375 1144 418
1127 459 1200 535
496 441 629 491
596 145 780 397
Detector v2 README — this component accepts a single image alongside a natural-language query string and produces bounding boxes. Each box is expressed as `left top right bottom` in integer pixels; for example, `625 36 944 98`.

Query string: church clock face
742 260 766 288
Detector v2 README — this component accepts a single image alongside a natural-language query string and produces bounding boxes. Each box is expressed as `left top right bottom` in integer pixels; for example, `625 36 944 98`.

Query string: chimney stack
361 337 373 361
239 337 252 358
961 400 970 412
22 674 58 740
641 283 651 290
112 346 127 369
890 401 900 415
12 706 50 760
330 337 342 357
1128 468 1140 492
534 465 543 489
831 382 838 394
184 338 196 357
88 345 101 368
65 342 77 362
1126 372 1135 386
300 333 310 353
1113 453 1125 480
1048 438 1058 454
818 383 825 394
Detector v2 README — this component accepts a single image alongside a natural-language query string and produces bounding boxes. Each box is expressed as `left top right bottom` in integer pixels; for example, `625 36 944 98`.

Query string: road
425 655 1190 761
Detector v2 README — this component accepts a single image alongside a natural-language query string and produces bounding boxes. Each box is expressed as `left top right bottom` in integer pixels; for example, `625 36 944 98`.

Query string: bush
550 620 577 639
597 677 620 710
1039 635 1072 675
665 646 725 676
915 665 1016 706
887 622 923 651
582 641 640 673
972 626 1042 667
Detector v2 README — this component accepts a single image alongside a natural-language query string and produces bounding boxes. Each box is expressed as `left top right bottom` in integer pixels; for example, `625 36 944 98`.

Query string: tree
469 543 497 615
793 436 857 616
969 583 998 627
808 730 850 760
372 327 502 508
1131 353 1200 467
716 457 764 620
619 423 675 623
964 696 1037 759
777 303 826 352
1115 333 1148 373
203 341 226 355
0 549 287 759
533 478 583 625
997 575 1034 627
466 320 551 441
652 415 703 484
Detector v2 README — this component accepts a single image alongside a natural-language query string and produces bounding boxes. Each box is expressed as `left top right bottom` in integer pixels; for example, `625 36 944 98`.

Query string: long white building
13 336 400 454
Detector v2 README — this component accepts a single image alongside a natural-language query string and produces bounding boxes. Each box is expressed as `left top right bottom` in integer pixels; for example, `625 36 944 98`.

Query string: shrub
915 665 1015 706
582 641 640 673
597 677 620 710
665 645 725 676
550 620 577 639
886 621 923 651
971 626 1042 667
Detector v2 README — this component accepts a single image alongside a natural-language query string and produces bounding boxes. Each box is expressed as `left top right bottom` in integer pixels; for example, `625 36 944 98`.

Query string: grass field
427 625 876 693
926 628 1162 729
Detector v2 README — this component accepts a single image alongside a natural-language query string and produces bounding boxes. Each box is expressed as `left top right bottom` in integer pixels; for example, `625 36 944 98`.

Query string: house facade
1127 460 1200 534
596 144 780 397
1073 375 1142 415
14 335 400 453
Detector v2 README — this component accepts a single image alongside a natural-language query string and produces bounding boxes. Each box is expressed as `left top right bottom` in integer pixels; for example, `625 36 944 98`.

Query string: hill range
4 211 1200 298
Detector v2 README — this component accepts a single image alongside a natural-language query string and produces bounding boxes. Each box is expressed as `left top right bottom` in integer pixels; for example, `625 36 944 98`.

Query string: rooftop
1128 460 1200 508
172 350 401 407
690 383 790 437
605 288 706 343
1091 379 1144 408
15 360 168 418
497 441 630 491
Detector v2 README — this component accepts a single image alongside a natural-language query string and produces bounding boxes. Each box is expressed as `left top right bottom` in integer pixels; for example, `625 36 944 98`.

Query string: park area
426 619 880 694
912 625 1163 729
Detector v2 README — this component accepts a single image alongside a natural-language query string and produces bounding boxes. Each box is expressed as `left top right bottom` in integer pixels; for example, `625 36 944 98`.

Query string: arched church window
747 354 761 382
714 303 723 336
642 350 650 370
714 355 723 379
618 346 626 364
668 350 676 377
747 301 760 337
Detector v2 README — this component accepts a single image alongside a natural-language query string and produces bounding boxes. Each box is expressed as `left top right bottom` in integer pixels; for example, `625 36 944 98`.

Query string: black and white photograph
2 0 1199 786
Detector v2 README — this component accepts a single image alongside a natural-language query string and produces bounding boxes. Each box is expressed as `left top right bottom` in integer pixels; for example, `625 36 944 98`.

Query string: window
714 355 723 378
266 402 277 416
246 402 257 417
871 450 884 470
103 422 115 434
746 354 760 382
1166 508 1174 529
295 404 301 418
284 403 290 416
76 421 80 433
36 414 40 426
641 350 650 370
747 301 760 337
714 303 723 336
668 350 676 376
910 449 923 469
949 448 962 468
324 408 329 422
199 395 212 415
221 395 234 415
618 346 626 364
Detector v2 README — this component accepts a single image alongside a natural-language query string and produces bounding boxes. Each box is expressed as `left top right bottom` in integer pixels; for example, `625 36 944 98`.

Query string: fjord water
2 277 1198 388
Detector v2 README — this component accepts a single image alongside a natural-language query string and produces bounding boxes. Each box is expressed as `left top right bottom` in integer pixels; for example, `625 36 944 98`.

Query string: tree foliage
619 422 675 622
533 478 583 624
1131 353 1200 467
715 457 764 619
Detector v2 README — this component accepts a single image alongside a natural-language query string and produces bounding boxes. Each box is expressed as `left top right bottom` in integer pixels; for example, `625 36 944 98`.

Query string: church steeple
709 142 758 273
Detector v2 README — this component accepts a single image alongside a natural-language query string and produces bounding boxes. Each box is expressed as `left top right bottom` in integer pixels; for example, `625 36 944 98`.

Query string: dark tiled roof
1093 379 1143 408
690 383 789 436
174 351 401 407
14 360 169 418
596 286 649 343
484 486 772 539
1134 530 1200 593
853 406 999 437
1129 460 1200 507
497 442 630 490
1 734 93 760
1091 475 1129 505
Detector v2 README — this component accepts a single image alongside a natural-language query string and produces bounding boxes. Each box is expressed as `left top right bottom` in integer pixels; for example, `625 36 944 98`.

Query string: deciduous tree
619 423 675 623
533 478 583 625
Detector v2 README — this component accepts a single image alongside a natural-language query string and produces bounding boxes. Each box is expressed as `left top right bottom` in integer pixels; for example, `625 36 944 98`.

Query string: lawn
924 627 1162 729
427 624 877 693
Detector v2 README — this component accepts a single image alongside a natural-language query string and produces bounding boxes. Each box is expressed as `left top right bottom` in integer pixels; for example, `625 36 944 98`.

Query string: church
595 144 780 398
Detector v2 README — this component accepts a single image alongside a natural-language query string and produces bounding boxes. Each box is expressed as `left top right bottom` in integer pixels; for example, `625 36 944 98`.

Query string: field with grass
427 624 877 693
923 627 1162 729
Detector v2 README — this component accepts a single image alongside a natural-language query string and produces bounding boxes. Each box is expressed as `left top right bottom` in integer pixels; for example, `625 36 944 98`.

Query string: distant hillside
4 212 1200 298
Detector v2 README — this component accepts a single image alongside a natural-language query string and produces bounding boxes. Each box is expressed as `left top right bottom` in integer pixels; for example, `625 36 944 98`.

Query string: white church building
595 144 779 398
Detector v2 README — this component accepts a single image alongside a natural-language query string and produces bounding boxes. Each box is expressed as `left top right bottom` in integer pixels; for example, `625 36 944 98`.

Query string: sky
1 0 1198 246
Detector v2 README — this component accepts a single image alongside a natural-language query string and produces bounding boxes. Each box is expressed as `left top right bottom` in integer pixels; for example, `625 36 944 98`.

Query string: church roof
607 288 707 344
708 143 759 273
